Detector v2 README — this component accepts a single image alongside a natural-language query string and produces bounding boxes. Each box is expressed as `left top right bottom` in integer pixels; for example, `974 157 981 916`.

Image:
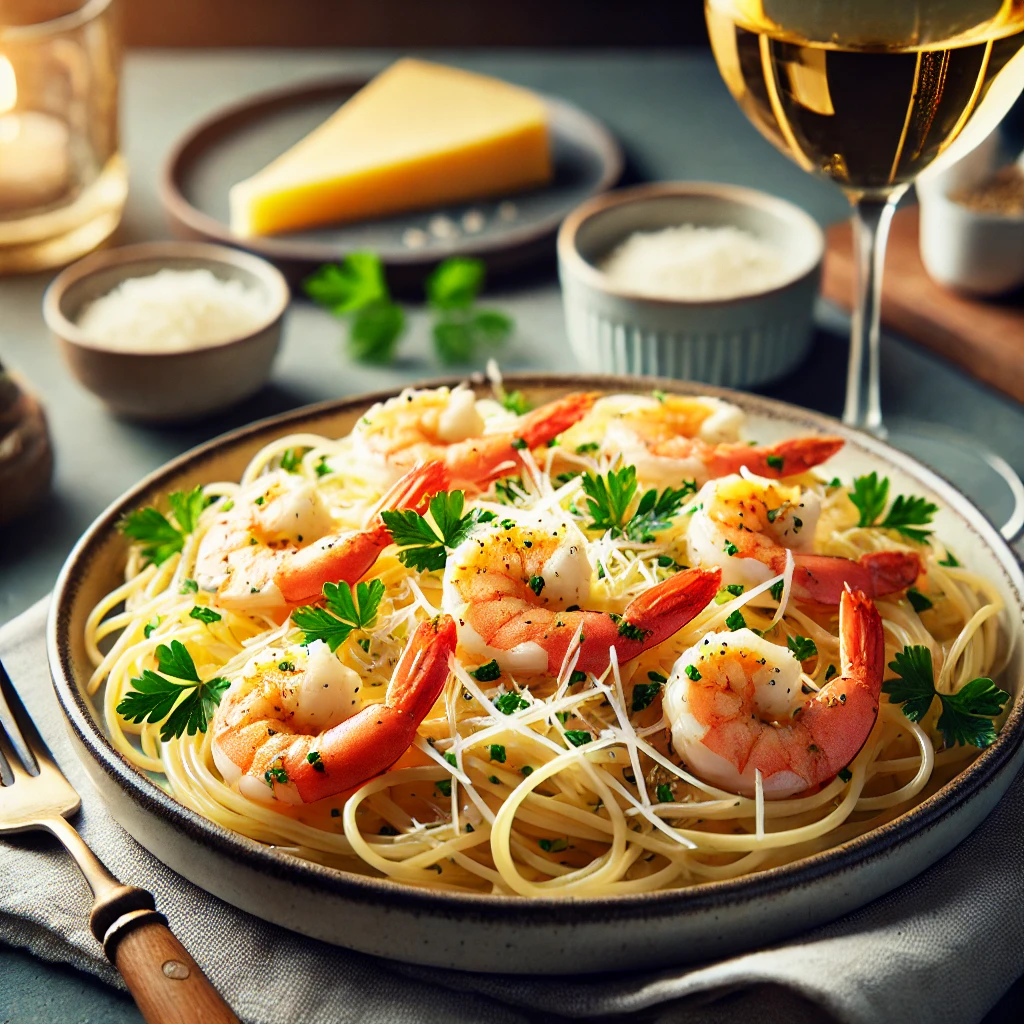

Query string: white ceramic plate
47 374 1024 974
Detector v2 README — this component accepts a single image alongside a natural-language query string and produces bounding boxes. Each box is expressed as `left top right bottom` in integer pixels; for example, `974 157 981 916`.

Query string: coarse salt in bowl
557 182 825 387
43 241 289 422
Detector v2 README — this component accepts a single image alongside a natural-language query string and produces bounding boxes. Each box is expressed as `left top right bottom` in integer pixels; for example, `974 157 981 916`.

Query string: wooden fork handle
91 885 239 1024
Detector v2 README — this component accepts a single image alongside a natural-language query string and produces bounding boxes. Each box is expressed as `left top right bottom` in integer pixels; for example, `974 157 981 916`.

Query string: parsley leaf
564 730 592 747
427 258 513 364
291 579 384 651
500 389 531 416
787 635 818 661
656 783 673 803
488 743 507 763
472 660 502 682
725 610 746 631
883 645 1010 748
907 588 933 613
939 550 960 567
426 257 485 309
119 485 206 567
582 466 638 534
381 491 495 572
849 472 936 543
304 253 407 365
116 640 229 741
631 675 663 712
189 606 221 625
494 691 529 714
624 484 692 543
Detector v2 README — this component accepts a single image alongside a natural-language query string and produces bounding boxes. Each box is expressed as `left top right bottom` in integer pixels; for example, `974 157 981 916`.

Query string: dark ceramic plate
161 76 623 291
47 374 1024 974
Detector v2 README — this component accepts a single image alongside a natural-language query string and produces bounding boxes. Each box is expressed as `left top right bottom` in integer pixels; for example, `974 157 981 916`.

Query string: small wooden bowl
43 241 289 423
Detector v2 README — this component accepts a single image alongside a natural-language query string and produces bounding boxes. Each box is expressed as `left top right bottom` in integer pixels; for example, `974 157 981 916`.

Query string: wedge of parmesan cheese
229 59 552 237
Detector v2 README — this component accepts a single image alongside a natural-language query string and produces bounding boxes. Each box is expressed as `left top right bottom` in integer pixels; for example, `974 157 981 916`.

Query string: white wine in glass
706 0 1024 535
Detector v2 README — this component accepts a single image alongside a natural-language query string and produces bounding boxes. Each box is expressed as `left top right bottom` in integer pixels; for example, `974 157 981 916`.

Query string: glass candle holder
0 0 126 274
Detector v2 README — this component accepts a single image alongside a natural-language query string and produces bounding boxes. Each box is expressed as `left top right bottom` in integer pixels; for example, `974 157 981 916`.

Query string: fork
0 659 239 1024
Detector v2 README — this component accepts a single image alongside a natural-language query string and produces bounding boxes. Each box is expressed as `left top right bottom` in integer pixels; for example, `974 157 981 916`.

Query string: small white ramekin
557 182 824 387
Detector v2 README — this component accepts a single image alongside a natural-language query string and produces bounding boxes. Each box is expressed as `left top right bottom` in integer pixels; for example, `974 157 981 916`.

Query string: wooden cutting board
822 206 1024 405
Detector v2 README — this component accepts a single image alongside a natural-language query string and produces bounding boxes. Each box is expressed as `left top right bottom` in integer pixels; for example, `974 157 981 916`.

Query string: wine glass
706 0 1024 537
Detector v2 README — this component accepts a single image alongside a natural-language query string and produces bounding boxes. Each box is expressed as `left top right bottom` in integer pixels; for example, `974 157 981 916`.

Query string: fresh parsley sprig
848 473 937 543
116 640 229 741
624 483 695 543
427 258 513 365
381 491 496 572
883 645 1010 748
303 252 406 365
581 467 692 543
119 485 208 567
291 579 385 652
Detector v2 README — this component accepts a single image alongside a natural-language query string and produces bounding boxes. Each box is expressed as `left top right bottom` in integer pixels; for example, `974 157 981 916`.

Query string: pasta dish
85 384 1010 897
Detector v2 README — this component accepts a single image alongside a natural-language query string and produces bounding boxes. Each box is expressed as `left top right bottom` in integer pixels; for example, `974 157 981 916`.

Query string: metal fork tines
0 659 80 829
0 656 241 1022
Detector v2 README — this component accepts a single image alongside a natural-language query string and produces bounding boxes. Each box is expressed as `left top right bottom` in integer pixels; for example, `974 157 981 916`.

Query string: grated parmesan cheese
600 224 791 301
76 268 269 353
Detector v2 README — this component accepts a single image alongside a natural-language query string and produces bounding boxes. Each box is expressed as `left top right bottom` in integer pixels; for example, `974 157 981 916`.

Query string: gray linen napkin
2 598 1021 1024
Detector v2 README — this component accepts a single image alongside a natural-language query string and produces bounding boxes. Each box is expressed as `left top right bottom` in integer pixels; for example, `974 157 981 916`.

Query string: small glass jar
0 0 126 274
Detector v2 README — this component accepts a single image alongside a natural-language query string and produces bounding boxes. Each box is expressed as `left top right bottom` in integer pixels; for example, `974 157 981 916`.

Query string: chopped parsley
570 670 588 685
265 765 288 786
538 837 568 853
724 541 739 556
725 609 746 631
825 664 837 682
500 389 531 416
279 447 305 473
444 751 458 767
765 454 784 472
494 691 530 714
529 575 545 596
314 455 331 478
306 750 325 773
564 730 592 747
848 472 937 543
116 640 229 741
521 765 534 776
488 744 506 763
685 664 701 682
838 767 853 783
179 578 198 594
188 606 221 625
938 550 960 568
472 660 502 682
769 580 785 602
291 579 384 652
907 588 933 613
435 779 452 798
883 645 1010 748
118 486 208 567
623 483 693 543
381 490 495 572
575 442 599 455
787 635 818 662
656 783 673 803
631 671 665 712
143 616 161 639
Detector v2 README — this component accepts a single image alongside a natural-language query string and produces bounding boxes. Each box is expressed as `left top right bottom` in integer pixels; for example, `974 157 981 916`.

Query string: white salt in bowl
43 241 289 423
557 182 824 387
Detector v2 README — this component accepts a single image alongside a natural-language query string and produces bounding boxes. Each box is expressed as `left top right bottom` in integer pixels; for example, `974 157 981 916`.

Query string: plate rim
47 372 1024 924
159 74 625 269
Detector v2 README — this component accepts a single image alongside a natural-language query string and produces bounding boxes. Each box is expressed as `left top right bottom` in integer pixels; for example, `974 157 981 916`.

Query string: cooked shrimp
212 615 457 804
442 510 721 675
353 385 597 489
686 473 921 605
195 460 448 613
664 587 884 798
562 394 843 488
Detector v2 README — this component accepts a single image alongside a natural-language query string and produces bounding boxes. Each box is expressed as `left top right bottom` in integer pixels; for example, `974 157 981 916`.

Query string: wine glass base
883 418 1024 542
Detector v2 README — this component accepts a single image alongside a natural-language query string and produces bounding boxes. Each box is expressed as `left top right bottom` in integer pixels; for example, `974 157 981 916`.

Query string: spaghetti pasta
86 386 1008 896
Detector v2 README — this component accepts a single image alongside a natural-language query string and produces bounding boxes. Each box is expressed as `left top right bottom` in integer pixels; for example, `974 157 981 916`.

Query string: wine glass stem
842 189 907 437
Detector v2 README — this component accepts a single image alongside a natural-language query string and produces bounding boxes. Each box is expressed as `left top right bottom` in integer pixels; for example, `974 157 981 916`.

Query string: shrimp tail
370 459 450 523
276 462 450 604
792 551 921 605
799 587 884 781
575 567 722 673
447 392 599 488
287 616 456 802
518 392 599 448
704 435 845 479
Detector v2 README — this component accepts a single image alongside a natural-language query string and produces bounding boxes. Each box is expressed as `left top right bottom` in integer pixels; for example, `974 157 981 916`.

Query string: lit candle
0 55 71 213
